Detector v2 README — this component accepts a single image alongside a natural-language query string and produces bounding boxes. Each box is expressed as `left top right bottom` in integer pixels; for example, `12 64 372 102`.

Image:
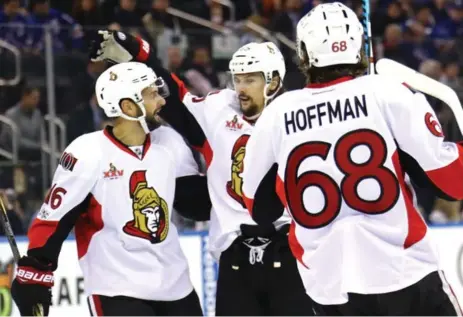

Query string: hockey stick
0 195 20 262
0 195 44 316
361 0 375 74
376 58 463 135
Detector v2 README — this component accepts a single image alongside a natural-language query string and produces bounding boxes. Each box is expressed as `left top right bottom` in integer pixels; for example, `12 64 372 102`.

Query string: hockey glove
89 30 151 64
11 256 54 316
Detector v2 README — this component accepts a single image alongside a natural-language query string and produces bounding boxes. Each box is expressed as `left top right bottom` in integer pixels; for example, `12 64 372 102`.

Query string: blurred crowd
0 0 462 236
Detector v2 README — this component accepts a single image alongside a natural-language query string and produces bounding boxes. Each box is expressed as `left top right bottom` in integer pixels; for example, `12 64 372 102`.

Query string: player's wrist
16 256 55 287
134 36 151 62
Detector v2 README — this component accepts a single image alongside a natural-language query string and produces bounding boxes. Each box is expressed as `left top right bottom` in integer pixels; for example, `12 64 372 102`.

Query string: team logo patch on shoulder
59 152 78 171
123 170 169 243
226 115 243 131
424 112 444 137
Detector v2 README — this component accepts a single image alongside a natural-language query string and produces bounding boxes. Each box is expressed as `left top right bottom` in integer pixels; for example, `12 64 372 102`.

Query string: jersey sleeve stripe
28 219 58 252
28 195 92 269
192 139 213 169
425 144 463 200
276 175 287 207
74 195 104 259
171 73 188 101
289 221 308 268
392 150 428 248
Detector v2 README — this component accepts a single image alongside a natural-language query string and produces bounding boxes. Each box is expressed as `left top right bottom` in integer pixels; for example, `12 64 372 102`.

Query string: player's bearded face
141 85 166 126
233 73 266 118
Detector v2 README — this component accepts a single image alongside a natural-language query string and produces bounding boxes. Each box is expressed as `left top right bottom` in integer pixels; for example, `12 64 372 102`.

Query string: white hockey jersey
172 87 291 258
27 126 198 301
242 75 463 305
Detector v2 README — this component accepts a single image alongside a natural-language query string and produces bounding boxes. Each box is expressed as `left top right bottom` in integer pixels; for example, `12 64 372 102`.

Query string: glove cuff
135 36 151 62
16 256 54 287
16 266 54 287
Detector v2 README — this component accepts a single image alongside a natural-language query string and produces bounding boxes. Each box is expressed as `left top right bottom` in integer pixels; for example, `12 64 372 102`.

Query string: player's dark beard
239 95 259 118
146 115 162 130
135 106 161 130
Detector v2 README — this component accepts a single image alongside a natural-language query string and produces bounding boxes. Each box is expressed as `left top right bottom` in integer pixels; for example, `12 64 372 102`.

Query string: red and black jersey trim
143 49 213 168
103 126 151 160
28 194 92 270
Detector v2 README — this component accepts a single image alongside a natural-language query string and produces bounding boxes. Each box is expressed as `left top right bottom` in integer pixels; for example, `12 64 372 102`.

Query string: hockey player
10 62 206 316
241 2 463 316
90 31 314 315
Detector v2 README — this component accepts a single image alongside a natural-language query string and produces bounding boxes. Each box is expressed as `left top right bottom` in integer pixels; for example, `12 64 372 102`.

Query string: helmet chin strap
119 102 150 134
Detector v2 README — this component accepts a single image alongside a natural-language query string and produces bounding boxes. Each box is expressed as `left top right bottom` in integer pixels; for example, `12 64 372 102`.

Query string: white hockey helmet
229 42 286 104
95 62 168 132
296 2 364 68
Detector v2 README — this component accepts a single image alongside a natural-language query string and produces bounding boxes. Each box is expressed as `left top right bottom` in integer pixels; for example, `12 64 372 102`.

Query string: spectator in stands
371 0 407 37
26 0 84 53
184 45 220 96
0 0 29 48
0 189 25 235
166 45 184 73
143 0 174 31
382 23 417 67
71 61 106 106
110 0 146 36
72 0 105 28
0 86 43 161
270 0 302 40
66 93 105 143
441 61 462 90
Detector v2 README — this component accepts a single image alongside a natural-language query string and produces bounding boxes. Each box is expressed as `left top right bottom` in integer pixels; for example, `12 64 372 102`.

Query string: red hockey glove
11 256 54 316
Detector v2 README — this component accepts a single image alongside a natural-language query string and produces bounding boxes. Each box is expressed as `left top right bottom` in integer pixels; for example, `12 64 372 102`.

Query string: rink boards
1 227 463 316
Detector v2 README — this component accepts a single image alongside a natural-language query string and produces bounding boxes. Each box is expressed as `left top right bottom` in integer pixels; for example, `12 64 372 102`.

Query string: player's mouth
153 109 162 121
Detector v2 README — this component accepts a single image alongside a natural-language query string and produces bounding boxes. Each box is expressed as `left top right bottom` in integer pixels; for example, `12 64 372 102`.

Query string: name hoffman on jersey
284 94 368 134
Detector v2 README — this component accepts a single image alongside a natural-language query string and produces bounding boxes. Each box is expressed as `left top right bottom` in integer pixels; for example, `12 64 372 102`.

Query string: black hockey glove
11 256 54 316
89 30 151 64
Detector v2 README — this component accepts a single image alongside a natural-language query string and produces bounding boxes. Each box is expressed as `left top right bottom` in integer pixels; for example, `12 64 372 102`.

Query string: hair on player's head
298 41 368 85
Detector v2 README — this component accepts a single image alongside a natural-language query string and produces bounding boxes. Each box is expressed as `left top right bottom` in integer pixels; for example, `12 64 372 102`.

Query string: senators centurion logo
226 135 250 208
123 170 169 243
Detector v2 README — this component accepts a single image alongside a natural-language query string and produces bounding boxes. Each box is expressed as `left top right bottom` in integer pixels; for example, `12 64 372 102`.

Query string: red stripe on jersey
391 150 427 248
75 195 104 259
103 127 151 160
441 271 463 315
192 140 213 169
289 221 307 268
426 144 463 200
28 219 59 250
92 295 104 316
171 73 189 101
402 82 412 90
242 194 254 215
275 174 287 207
